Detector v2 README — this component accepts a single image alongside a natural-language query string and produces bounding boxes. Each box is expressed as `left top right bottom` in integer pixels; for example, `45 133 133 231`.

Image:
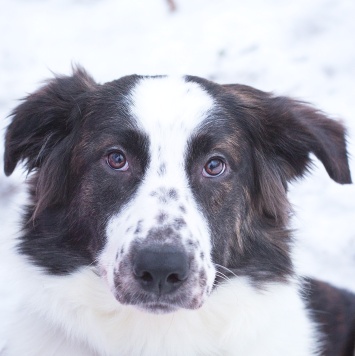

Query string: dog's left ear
267 95 352 184
224 84 352 185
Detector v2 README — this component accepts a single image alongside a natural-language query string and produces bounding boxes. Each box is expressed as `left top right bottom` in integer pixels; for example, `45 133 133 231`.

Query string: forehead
130 76 215 139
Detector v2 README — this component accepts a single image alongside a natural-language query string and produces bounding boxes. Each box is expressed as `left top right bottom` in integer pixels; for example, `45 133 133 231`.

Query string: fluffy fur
2 67 354 355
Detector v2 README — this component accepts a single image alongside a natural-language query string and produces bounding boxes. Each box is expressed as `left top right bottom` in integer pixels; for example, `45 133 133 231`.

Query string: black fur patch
5 67 150 274
304 278 355 356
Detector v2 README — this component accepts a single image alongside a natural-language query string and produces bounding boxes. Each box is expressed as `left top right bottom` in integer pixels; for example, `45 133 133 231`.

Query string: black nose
133 244 189 295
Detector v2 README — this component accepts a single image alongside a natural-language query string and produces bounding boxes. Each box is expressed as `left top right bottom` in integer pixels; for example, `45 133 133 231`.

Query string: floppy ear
224 84 352 185
266 95 352 185
4 66 96 176
4 66 97 215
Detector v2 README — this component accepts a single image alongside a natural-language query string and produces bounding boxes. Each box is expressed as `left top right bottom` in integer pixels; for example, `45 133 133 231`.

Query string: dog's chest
7 269 318 356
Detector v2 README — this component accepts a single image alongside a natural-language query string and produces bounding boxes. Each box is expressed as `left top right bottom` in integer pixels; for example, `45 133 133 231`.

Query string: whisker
215 274 230 285
214 264 238 279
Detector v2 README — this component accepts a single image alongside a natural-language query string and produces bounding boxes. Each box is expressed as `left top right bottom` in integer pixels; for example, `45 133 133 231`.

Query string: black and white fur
2 67 355 355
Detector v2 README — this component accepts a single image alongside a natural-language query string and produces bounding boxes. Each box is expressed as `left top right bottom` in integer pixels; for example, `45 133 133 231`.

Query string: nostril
167 273 186 284
134 270 154 283
140 271 154 283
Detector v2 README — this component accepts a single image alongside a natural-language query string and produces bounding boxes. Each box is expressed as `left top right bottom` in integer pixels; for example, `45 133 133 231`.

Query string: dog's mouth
113 287 206 314
136 302 179 314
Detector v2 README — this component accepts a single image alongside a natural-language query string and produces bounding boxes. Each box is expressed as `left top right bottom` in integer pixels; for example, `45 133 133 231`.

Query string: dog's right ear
4 66 96 176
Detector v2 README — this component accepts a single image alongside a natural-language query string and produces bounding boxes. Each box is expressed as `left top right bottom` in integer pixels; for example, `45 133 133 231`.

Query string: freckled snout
133 244 190 295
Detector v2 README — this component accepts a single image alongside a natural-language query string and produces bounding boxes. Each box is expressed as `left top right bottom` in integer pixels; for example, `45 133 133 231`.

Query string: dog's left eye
107 151 129 171
203 158 226 177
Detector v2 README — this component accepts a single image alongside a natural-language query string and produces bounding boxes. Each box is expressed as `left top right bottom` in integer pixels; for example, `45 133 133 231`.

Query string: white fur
2 246 319 355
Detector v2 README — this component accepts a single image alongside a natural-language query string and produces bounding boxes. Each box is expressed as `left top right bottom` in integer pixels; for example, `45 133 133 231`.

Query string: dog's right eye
107 151 129 171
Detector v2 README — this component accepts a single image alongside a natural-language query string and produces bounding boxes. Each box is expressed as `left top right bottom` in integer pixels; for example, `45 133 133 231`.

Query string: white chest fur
3 260 319 356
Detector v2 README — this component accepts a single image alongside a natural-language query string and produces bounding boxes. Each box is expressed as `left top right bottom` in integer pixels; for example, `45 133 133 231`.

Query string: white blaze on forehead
128 76 216 203
127 75 215 236
130 76 214 152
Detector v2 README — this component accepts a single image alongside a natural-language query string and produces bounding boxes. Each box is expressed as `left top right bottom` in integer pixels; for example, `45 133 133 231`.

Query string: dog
1 66 355 355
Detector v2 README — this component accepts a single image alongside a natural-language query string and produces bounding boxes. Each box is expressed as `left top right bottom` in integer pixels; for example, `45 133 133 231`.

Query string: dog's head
4 67 351 314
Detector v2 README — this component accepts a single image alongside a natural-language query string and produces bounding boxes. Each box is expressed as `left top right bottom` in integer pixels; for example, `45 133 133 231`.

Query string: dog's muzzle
111 234 210 314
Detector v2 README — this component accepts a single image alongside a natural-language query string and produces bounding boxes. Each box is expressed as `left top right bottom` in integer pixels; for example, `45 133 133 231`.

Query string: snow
0 0 354 346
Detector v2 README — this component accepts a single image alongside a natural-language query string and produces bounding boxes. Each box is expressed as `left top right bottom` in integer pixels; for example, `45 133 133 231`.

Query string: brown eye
203 158 226 177
107 151 129 171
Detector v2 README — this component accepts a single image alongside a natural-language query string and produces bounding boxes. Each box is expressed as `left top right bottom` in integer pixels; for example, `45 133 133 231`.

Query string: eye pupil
107 151 128 170
207 160 220 172
203 158 226 177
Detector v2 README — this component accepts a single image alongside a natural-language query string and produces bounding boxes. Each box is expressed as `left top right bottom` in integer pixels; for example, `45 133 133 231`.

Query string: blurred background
0 0 354 290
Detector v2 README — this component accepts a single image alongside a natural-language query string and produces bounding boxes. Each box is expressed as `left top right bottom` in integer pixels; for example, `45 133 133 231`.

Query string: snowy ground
0 0 354 337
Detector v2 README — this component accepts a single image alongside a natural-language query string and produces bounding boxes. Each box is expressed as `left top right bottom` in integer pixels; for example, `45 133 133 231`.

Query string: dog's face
4 68 351 314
